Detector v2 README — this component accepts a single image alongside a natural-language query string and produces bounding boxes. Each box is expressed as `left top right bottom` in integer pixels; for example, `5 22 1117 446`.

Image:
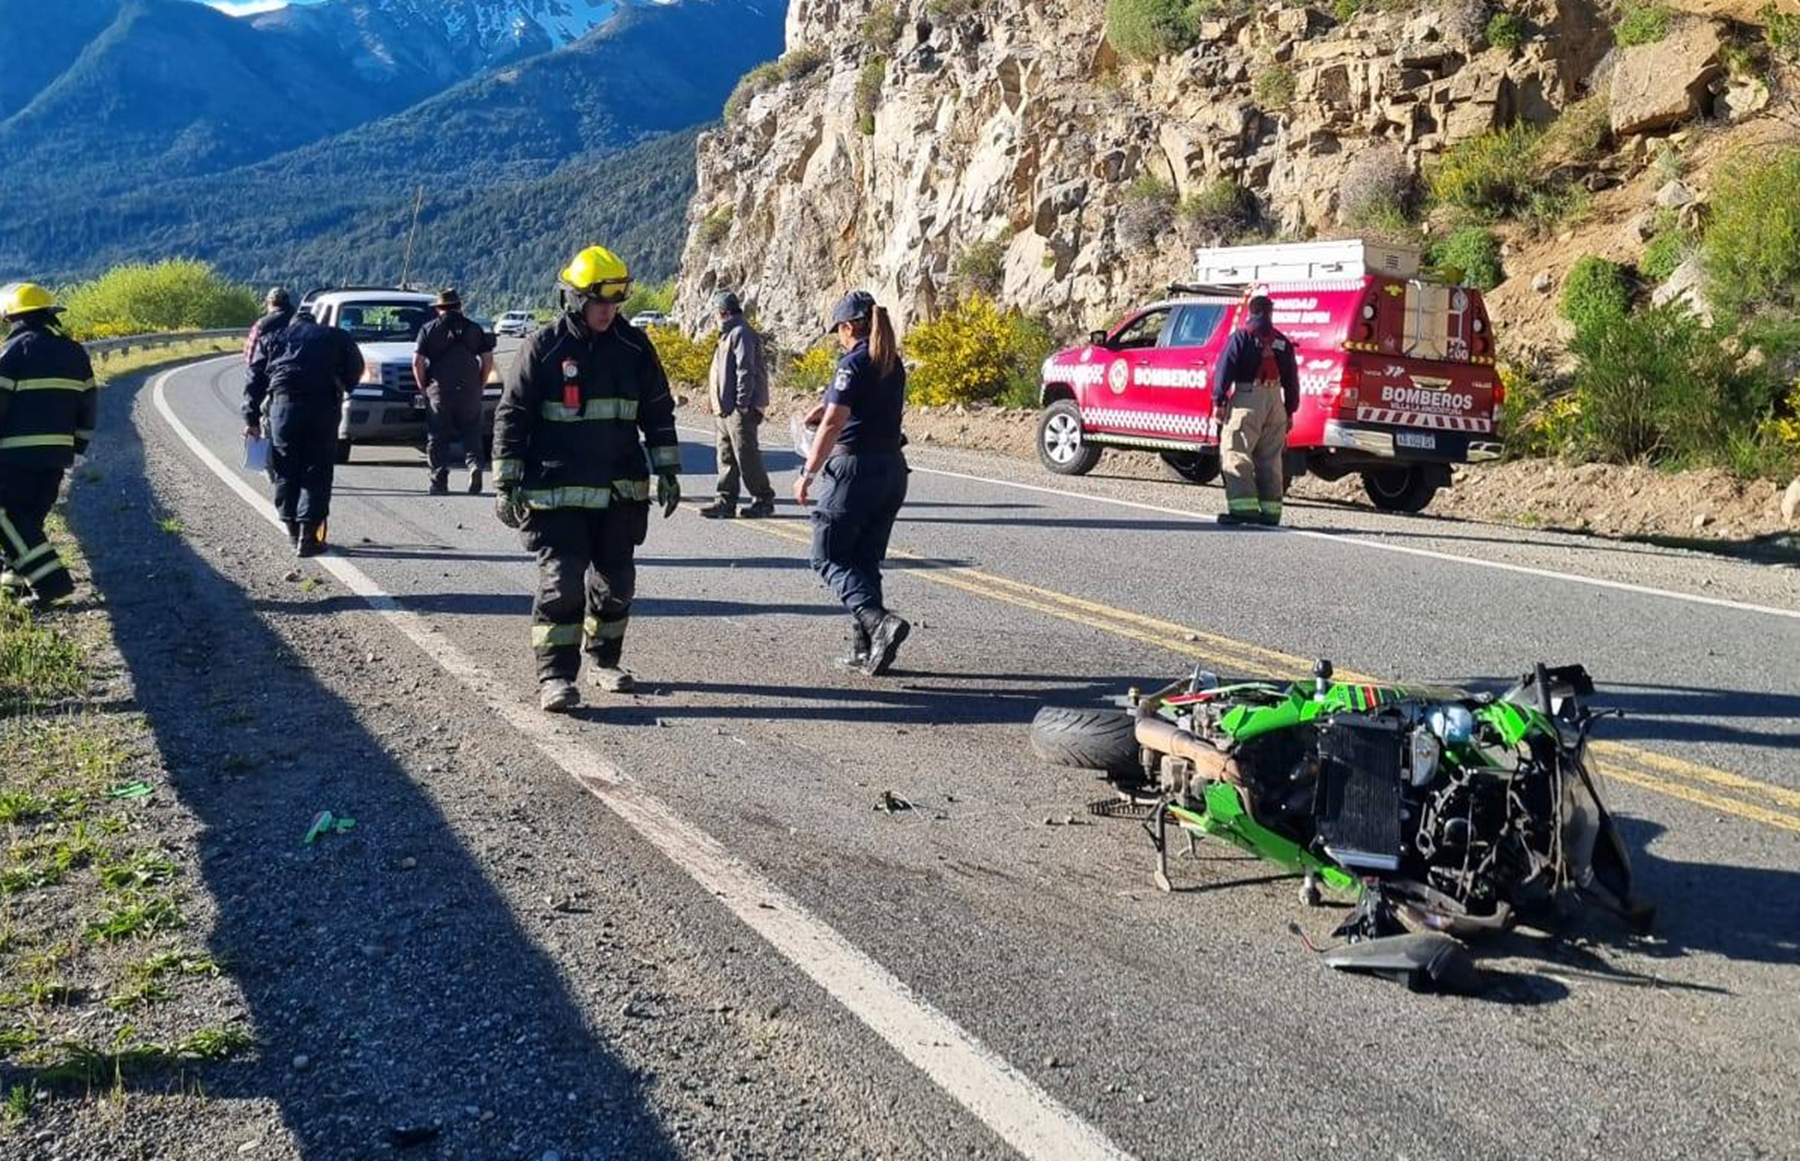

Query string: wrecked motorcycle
1030 661 1653 991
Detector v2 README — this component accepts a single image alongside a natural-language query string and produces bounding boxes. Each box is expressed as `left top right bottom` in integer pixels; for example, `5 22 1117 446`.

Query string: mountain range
0 0 784 303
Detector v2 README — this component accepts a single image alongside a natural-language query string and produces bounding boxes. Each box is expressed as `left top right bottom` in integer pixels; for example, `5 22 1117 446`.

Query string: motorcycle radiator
1315 717 1406 872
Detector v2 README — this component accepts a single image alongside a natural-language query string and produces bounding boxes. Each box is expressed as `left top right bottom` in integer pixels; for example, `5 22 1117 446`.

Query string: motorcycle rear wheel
1029 706 1140 777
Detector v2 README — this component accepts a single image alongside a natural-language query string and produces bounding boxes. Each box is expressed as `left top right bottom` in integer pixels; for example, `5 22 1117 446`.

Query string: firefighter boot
589 664 635 693
740 498 776 519
697 498 736 519
429 471 450 496
857 607 911 677
296 522 323 558
539 678 580 713
836 621 871 672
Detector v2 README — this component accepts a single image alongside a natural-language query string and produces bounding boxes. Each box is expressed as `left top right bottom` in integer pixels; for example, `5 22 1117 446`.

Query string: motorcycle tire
1029 706 1140 777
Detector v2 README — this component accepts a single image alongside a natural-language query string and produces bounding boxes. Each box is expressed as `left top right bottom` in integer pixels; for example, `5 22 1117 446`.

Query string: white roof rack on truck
1193 239 1421 285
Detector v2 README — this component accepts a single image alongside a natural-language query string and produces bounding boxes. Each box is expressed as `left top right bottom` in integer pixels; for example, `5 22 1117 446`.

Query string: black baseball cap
828 290 876 332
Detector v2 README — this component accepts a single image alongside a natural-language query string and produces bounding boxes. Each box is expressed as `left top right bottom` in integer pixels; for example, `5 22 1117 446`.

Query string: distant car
495 310 535 337
301 287 507 465
630 311 671 329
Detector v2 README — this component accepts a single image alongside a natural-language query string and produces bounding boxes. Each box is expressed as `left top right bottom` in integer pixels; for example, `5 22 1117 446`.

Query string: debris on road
302 810 356 845
108 779 154 798
873 790 913 813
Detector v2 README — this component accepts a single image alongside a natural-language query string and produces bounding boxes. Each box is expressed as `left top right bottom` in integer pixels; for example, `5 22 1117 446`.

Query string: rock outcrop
674 0 1777 349
1609 18 1726 135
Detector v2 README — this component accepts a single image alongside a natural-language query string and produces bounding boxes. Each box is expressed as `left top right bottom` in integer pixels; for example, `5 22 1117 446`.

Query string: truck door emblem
1109 359 1130 395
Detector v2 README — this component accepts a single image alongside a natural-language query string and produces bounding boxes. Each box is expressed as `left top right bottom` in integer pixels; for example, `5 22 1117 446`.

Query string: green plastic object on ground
303 810 357 845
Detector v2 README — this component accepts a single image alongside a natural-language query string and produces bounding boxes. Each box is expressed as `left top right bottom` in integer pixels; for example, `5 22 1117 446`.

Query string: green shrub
1616 3 1671 47
1179 179 1251 233
643 324 712 390
1570 304 1781 467
855 57 888 136
1338 145 1415 227
1537 96 1610 168
954 237 1010 297
864 2 904 50
1253 64 1297 110
1427 226 1505 290
928 0 976 19
1484 10 1525 48
1496 363 1579 458
1639 230 1688 283
1559 256 1631 337
906 295 1057 407
698 205 735 247
1426 123 1540 217
60 259 259 341
723 47 828 120
1701 148 1800 317
1118 174 1179 249
1766 1 1800 60
620 279 675 321
1105 0 1200 62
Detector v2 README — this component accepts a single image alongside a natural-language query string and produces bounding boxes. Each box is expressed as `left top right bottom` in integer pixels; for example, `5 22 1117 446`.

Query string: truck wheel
1029 706 1140 777
1362 466 1439 513
334 439 353 465
1037 401 1101 475
1160 451 1219 486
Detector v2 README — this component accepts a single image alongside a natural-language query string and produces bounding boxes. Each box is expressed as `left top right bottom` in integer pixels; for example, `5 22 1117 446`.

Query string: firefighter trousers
1220 387 1288 523
426 383 486 478
268 396 338 525
0 467 73 602
811 451 908 619
521 503 649 682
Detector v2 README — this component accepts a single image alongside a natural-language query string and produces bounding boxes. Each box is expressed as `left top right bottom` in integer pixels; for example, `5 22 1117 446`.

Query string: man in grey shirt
699 292 775 519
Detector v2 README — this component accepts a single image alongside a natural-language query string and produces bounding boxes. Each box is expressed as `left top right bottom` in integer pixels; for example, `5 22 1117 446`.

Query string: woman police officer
793 291 911 675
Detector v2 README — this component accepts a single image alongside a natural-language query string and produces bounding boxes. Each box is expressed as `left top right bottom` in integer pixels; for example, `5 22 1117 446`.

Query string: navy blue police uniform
245 312 364 552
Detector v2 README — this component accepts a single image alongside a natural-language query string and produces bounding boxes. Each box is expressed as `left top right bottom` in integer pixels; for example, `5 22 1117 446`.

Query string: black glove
656 472 681 518
495 487 527 529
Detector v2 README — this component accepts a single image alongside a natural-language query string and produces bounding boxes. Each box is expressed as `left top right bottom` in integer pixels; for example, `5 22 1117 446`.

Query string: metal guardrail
86 328 244 360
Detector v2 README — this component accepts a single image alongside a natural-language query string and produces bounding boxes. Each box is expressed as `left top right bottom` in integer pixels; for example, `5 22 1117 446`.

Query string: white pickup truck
301 287 515 464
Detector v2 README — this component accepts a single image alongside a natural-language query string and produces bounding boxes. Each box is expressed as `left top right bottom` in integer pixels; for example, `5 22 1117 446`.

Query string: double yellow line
722 513 1800 836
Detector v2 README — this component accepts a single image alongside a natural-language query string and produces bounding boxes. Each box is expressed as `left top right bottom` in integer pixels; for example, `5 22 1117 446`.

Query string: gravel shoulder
27 364 996 1161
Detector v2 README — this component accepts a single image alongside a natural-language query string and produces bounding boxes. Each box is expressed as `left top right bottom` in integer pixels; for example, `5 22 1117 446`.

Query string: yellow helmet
0 282 62 321
558 245 632 304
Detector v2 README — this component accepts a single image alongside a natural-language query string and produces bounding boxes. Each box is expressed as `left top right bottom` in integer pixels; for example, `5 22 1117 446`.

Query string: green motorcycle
1030 661 1653 991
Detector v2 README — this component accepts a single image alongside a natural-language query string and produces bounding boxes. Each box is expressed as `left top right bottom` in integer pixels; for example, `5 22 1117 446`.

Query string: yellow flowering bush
643 324 714 391
905 294 1054 407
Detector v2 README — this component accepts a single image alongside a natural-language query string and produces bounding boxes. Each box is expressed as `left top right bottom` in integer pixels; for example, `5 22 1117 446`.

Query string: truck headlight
360 363 382 384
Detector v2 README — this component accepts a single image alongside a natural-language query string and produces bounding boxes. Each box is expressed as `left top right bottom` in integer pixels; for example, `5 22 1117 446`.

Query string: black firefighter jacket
244 317 365 426
492 315 680 511
0 320 97 471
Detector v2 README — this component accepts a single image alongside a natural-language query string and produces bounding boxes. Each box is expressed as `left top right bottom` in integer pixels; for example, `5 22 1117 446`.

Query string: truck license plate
1396 431 1436 450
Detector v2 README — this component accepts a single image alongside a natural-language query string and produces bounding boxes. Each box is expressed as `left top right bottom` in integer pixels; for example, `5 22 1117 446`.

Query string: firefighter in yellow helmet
491 246 682 713
0 283 96 607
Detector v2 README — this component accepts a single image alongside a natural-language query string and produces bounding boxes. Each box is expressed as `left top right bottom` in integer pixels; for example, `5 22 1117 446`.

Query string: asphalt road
151 355 1797 1160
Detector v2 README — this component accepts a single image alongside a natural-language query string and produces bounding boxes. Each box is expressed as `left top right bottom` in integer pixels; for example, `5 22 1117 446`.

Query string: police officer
1210 294 1299 526
244 307 364 556
0 283 96 607
492 245 681 714
794 291 910 675
243 287 295 365
413 288 496 495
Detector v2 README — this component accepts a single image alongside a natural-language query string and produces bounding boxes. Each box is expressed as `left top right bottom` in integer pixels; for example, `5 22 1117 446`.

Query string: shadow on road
63 372 679 1159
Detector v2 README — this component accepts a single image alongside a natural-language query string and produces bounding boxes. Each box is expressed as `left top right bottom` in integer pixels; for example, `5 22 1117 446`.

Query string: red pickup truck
1035 241 1504 513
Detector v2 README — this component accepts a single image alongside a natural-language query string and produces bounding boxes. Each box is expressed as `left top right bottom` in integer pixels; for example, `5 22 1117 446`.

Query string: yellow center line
714 511 1800 833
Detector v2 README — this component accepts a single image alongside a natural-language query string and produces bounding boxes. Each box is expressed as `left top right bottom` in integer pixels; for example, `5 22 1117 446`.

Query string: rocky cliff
674 0 1796 350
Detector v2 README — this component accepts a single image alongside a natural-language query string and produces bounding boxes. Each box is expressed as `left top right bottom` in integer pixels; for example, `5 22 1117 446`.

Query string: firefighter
698 291 775 519
1210 294 1299 526
491 245 681 714
243 287 295 364
0 283 96 607
793 291 910 675
413 288 496 495
244 307 364 556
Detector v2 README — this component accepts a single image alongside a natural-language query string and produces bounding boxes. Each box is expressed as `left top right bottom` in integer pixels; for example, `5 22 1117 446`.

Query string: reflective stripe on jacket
0 321 97 469
491 315 679 509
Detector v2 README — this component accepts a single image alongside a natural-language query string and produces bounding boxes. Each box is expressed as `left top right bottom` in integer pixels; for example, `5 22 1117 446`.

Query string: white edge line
675 421 1799 623
152 363 1135 1161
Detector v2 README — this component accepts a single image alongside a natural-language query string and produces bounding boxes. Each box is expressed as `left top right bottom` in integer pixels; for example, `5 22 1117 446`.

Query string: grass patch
2 1083 31 1125
156 516 184 535
85 893 184 943
1253 64 1297 110
0 599 86 712
1615 3 1670 47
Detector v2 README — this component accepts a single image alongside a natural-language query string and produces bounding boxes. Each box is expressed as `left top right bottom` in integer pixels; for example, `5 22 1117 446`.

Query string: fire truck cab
1035 240 1504 513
